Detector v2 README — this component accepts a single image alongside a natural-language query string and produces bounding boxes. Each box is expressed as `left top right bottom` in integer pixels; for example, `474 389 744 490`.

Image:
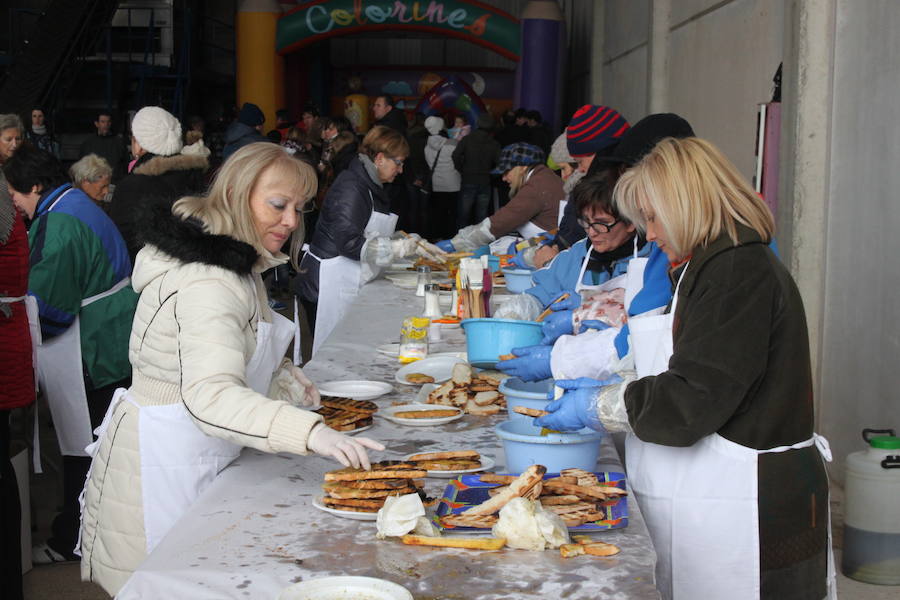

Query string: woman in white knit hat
108 106 210 263
423 115 461 239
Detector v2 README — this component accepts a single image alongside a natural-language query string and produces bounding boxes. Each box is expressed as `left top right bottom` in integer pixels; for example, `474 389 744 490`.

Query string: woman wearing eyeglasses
495 114 695 383
294 126 439 356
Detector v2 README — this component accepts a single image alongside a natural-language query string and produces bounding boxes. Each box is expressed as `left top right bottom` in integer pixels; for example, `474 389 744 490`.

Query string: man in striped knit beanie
565 104 629 174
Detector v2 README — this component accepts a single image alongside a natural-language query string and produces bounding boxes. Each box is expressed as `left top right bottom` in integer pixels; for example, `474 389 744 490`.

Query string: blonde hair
360 125 409 160
615 137 774 259
507 165 531 197
69 153 112 185
173 142 317 269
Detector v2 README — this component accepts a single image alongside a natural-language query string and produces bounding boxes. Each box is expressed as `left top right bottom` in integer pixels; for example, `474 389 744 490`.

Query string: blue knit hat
566 105 629 157
492 142 545 174
238 102 265 127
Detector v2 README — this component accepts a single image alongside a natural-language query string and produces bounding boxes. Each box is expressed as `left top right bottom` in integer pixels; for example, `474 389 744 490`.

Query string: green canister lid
870 436 900 450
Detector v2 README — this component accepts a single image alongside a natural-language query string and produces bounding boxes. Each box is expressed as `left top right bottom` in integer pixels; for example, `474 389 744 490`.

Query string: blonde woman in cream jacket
78 143 383 595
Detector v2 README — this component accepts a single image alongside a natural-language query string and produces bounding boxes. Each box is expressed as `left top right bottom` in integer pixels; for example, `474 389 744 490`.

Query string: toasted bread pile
314 397 377 432
426 363 507 415
407 450 481 471
322 460 427 513
441 464 546 528
443 467 627 529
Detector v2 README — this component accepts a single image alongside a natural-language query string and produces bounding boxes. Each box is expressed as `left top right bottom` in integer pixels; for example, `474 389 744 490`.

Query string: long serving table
117 280 659 599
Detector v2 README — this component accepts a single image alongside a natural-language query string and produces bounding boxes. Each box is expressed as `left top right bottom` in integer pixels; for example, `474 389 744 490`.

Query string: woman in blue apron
536 137 835 600
294 126 438 357
78 144 385 596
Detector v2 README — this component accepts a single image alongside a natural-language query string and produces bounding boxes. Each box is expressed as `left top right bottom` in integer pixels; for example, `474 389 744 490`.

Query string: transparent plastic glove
493 293 543 321
450 217 495 252
510 246 537 269
550 289 583 312
496 344 552 381
533 244 559 269
541 309 574 344
290 366 320 409
533 376 622 432
390 237 419 259
435 239 455 252
361 236 395 267
307 423 385 470
577 319 611 334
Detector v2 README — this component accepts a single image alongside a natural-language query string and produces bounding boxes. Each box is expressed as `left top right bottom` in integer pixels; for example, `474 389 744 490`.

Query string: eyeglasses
388 157 404 167
577 217 621 234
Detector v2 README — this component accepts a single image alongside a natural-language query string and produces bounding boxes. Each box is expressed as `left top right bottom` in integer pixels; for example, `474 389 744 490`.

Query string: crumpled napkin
375 493 438 539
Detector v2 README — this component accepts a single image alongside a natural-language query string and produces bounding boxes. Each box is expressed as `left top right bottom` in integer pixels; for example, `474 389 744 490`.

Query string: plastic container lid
869 436 900 450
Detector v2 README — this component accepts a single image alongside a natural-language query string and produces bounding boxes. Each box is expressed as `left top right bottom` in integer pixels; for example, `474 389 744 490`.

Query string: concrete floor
16 296 899 598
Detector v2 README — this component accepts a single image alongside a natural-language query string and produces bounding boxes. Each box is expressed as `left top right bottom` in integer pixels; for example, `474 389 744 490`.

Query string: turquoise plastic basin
461 318 543 369
500 377 554 433
500 268 534 294
495 419 604 474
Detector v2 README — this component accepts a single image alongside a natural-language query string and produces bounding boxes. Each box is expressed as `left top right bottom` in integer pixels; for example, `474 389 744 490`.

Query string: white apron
35 277 131 457
574 236 647 313
80 279 295 555
516 219 546 240
310 199 397 357
625 263 837 600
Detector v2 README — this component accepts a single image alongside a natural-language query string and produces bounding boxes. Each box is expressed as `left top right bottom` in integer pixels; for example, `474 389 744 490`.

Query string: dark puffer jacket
625 225 829 599
294 155 390 302
222 121 269 161
109 152 208 263
451 128 500 187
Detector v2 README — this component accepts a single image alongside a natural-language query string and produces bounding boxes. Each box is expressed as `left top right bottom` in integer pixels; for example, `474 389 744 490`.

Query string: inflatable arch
276 0 521 61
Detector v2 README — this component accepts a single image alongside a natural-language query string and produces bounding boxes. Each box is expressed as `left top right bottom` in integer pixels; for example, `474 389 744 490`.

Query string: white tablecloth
118 280 659 599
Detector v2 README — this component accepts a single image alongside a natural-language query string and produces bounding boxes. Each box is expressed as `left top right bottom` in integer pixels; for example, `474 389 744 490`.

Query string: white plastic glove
493 293 543 321
361 236 395 267
450 217 495 252
290 365 320 409
390 236 419 259
307 423 385 470
416 239 448 261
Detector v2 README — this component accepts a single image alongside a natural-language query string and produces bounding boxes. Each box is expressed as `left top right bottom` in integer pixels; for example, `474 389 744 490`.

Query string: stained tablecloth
118 280 659 599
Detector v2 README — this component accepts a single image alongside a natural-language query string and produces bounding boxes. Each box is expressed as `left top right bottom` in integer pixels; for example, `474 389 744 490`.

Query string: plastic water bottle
842 428 900 585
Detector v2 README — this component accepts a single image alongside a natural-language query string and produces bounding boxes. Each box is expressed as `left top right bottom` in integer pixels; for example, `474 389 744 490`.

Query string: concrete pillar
777 0 836 420
647 0 671 113
236 0 284 134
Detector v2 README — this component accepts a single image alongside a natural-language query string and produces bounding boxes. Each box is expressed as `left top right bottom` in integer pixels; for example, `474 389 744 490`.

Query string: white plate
376 343 400 357
403 453 495 478
318 380 393 401
429 351 467 360
380 403 464 426
279 576 412 600
395 356 467 385
384 273 419 288
311 497 379 521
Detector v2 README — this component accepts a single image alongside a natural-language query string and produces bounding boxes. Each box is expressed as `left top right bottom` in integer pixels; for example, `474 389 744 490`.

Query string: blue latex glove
578 319 612 334
435 239 455 252
549 289 582 312
534 376 622 431
506 240 520 255
510 248 531 269
495 344 552 381
540 309 574 344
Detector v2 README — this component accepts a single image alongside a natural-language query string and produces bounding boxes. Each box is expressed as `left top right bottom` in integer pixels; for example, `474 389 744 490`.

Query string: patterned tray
433 471 628 533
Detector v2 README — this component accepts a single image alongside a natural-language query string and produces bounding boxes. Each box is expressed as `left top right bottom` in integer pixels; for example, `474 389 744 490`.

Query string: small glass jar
422 283 442 318
398 316 430 363
415 265 431 297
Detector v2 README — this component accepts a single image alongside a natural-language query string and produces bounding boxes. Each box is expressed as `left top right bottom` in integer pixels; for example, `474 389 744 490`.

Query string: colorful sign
277 0 521 61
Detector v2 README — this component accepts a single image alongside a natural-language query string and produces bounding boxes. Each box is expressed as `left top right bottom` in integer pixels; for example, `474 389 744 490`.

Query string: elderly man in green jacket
4 144 136 564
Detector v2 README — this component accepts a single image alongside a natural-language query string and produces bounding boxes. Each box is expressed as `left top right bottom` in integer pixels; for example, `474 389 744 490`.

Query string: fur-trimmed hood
133 204 265 292
132 152 209 177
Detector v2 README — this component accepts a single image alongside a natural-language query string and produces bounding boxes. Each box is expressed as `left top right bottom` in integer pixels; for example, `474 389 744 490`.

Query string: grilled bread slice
463 464 546 516
408 450 480 461
319 397 378 414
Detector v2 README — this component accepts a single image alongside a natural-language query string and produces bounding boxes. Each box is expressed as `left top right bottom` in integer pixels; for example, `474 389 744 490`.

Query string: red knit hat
566 105 629 157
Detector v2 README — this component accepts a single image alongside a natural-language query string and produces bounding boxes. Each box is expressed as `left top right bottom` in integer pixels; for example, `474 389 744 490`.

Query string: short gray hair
69 153 112 185
0 114 24 135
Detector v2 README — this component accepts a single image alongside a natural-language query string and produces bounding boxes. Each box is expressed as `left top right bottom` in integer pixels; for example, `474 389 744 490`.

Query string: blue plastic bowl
501 268 534 294
500 377 554 432
460 318 543 369
495 419 604 474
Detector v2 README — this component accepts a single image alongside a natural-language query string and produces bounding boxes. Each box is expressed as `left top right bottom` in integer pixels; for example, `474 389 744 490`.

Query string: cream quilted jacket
79 210 321 595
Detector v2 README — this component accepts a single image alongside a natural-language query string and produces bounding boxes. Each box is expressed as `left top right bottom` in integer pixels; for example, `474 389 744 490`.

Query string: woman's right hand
307 423 385 470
